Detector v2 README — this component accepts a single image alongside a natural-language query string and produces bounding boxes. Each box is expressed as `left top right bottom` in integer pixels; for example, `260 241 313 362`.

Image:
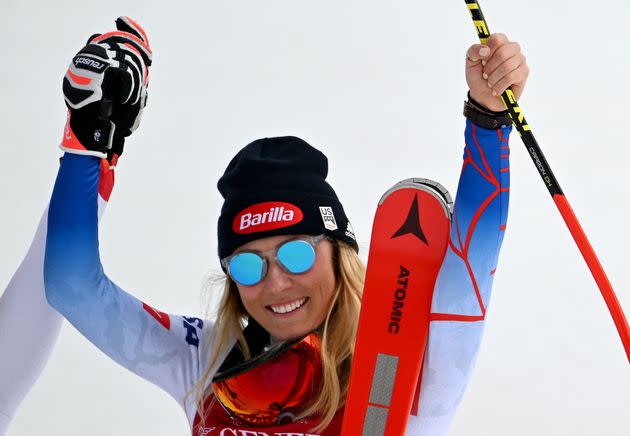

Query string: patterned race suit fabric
0 162 114 435
43 120 511 435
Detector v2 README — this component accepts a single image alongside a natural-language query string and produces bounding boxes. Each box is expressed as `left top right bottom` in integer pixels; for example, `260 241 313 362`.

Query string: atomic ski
342 178 452 436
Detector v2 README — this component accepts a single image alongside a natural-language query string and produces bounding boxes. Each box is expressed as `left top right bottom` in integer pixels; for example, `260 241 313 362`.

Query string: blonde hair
191 239 365 432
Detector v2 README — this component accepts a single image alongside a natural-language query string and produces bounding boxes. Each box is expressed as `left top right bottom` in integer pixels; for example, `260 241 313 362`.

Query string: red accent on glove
66 69 92 86
61 111 89 153
98 158 116 202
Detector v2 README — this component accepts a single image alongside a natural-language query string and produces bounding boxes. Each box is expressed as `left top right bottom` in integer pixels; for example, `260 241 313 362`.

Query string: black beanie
217 136 358 259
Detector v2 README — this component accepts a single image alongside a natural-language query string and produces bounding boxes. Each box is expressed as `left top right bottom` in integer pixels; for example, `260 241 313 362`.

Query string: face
231 234 337 341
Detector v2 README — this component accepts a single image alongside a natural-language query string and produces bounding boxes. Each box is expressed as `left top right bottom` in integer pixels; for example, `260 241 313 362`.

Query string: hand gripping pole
464 0 630 363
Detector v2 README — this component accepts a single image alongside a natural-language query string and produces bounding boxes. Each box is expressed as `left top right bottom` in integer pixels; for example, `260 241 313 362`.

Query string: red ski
342 178 452 435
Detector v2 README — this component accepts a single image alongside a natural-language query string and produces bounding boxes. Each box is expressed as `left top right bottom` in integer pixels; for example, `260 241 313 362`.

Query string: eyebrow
234 235 300 254
235 234 307 254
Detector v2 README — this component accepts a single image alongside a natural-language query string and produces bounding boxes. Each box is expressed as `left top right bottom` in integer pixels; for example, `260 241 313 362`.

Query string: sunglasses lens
277 240 316 274
229 252 264 286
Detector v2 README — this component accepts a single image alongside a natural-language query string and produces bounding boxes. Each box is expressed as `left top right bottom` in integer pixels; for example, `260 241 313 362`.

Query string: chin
260 303 323 341
267 316 320 341
269 325 311 341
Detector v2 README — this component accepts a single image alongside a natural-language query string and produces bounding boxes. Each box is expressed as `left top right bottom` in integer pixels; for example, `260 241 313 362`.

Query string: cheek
236 286 261 315
312 248 337 305
310 273 337 327
316 279 336 316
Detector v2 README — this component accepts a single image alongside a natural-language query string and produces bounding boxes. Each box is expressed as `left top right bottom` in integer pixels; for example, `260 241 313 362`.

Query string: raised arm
45 154 208 417
0 155 115 436
406 34 529 435
42 19 211 425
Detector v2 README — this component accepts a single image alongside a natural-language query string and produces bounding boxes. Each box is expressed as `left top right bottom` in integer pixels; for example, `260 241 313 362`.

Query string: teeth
270 297 307 314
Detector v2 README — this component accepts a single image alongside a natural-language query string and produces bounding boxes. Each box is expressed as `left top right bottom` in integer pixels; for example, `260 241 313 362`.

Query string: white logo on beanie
319 206 338 231
345 221 356 240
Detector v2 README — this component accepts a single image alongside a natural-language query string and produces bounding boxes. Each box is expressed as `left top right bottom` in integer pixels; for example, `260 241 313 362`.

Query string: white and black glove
61 16 152 162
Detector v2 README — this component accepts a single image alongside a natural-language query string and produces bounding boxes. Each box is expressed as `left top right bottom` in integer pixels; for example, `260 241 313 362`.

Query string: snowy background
1 0 629 435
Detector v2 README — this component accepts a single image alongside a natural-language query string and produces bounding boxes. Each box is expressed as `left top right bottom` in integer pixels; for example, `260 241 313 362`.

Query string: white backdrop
1 0 628 435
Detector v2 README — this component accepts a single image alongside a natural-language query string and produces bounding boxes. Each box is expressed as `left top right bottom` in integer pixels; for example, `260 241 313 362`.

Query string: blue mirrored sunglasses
221 234 330 286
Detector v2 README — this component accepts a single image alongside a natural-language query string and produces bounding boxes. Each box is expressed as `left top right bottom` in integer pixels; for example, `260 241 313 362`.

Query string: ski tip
378 178 453 219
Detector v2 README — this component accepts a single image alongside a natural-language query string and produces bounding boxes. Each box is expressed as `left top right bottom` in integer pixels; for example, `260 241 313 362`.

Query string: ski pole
464 0 630 363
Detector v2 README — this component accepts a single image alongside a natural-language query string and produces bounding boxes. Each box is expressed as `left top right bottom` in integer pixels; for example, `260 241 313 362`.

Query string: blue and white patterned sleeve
406 120 512 435
44 154 215 425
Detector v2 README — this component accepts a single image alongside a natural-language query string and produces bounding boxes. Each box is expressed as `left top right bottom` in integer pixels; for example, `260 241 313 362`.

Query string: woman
42 18 528 435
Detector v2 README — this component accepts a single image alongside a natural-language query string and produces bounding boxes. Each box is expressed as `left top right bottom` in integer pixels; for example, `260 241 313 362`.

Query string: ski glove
61 17 152 162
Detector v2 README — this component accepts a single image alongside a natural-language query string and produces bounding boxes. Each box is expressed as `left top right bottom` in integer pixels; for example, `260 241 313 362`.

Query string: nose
263 259 292 294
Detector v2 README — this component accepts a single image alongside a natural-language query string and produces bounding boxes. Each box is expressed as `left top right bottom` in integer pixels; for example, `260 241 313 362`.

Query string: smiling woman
180 135 366 431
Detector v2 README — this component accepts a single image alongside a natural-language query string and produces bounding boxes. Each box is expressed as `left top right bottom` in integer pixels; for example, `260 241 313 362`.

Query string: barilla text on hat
233 202 304 234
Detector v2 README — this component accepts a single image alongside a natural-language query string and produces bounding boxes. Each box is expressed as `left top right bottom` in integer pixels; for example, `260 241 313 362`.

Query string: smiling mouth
267 297 309 315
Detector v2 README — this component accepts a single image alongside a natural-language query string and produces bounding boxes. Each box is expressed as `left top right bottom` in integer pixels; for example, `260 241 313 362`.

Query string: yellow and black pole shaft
465 0 561 195
464 0 630 363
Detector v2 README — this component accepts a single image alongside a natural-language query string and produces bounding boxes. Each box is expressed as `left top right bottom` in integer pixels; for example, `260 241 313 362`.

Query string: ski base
342 178 452 436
